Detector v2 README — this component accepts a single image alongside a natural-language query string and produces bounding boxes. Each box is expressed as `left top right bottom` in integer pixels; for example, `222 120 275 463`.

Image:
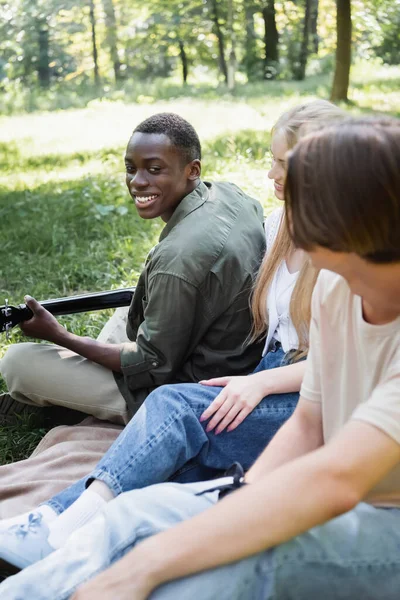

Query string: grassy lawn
1 64 399 463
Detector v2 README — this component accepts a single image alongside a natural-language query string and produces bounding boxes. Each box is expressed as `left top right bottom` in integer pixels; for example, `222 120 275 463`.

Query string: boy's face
125 132 199 222
308 246 400 322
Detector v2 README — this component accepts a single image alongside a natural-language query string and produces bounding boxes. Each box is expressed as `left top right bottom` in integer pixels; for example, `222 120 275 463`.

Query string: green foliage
0 414 48 464
1 0 397 98
374 1 400 65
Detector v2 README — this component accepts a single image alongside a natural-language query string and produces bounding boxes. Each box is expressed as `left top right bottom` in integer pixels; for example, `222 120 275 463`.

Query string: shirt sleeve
299 278 323 404
119 272 206 391
352 369 400 444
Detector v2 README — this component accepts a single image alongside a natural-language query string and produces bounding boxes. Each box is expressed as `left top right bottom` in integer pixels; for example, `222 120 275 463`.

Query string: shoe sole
0 556 21 576
0 394 44 416
0 394 85 426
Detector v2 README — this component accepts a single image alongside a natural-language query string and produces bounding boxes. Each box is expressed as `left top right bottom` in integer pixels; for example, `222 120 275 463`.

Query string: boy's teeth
136 195 157 204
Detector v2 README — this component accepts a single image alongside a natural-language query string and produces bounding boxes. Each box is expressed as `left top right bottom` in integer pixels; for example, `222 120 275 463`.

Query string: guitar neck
18 288 136 322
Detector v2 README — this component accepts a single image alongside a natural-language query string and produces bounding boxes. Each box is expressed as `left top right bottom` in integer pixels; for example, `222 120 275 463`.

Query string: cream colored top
301 270 400 507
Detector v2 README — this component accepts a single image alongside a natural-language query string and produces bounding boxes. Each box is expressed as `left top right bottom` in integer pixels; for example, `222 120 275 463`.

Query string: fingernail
24 295 33 302
199 416 206 422
206 425 213 433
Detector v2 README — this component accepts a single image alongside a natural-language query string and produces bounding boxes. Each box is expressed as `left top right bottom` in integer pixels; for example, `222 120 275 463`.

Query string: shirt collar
159 181 210 241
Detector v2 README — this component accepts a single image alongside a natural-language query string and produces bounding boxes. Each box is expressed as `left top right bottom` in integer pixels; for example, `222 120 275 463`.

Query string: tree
261 0 279 79
102 0 121 82
89 0 100 87
243 1 261 80
310 0 319 53
178 39 188 84
38 24 50 87
295 0 312 81
209 0 228 83
227 0 236 89
330 0 352 102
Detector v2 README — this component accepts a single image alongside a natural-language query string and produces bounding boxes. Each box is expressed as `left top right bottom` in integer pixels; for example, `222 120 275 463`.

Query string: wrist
128 536 175 593
51 326 73 346
252 370 276 397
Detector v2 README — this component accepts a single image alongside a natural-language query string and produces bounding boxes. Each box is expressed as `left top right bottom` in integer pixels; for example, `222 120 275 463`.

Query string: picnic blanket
0 418 122 519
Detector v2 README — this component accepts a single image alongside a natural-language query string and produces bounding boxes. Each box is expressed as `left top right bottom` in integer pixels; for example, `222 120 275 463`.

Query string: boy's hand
19 296 65 343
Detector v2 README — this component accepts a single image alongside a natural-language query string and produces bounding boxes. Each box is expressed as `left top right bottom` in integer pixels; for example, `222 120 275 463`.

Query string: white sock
0 504 57 531
47 489 107 549
89 479 115 503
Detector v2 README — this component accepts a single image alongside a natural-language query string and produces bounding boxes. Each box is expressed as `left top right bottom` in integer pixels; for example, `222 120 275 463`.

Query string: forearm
246 401 323 482
256 359 307 396
52 329 123 372
114 450 355 596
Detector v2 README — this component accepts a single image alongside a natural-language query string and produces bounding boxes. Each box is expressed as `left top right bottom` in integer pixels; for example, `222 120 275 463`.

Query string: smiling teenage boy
0 113 265 423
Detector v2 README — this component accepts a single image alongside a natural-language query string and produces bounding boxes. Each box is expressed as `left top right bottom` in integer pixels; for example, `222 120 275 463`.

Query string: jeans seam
275 556 400 570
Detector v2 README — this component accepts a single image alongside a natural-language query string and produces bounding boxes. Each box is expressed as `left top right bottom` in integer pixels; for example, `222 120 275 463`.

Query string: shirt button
152 361 158 367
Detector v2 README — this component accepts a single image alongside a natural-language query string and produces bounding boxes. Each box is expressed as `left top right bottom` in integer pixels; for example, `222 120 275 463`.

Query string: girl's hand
199 373 268 434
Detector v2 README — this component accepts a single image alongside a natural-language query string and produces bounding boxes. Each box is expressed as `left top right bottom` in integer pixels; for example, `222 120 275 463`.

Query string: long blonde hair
251 100 346 359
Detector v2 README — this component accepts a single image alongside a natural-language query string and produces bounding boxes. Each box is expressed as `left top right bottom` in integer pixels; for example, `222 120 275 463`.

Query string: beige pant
0 308 130 424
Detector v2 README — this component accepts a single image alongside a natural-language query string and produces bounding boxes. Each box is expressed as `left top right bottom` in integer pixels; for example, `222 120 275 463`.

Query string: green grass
0 64 399 463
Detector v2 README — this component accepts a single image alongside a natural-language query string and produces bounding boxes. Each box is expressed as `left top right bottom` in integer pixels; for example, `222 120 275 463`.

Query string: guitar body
0 288 136 335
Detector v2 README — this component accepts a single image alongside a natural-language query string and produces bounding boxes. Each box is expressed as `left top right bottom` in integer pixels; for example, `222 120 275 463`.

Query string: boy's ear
187 159 201 180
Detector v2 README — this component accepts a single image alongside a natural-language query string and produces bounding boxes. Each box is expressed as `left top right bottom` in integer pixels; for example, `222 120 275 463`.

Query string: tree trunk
227 0 236 90
310 0 319 54
243 2 259 81
178 39 188 84
102 0 122 82
295 0 312 80
89 0 101 87
330 0 351 102
210 0 228 83
38 25 50 88
261 0 279 79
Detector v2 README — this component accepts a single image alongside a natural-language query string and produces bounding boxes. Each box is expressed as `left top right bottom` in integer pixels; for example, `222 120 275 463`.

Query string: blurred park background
0 0 399 460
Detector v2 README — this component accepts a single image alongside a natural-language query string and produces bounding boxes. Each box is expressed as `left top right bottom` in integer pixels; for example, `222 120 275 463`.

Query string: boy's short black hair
133 112 202 164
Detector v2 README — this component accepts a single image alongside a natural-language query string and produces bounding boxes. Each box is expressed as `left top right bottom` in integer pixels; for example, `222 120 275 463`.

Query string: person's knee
147 383 205 415
146 384 187 413
1 342 41 387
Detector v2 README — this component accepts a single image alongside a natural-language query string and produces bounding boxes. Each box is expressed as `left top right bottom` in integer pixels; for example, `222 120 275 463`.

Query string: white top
301 270 400 507
262 207 300 355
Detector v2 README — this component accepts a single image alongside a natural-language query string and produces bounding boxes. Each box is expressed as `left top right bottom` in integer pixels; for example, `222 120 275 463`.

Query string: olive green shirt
114 180 265 416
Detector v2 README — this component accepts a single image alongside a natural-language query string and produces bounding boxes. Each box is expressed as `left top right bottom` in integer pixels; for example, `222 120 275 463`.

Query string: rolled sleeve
120 273 206 391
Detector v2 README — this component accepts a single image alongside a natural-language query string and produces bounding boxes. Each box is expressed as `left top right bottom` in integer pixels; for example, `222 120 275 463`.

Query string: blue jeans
3 480 400 599
47 347 298 514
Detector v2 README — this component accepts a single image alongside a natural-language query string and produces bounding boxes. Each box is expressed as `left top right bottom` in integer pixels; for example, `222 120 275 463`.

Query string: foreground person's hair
285 117 400 263
251 100 346 358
